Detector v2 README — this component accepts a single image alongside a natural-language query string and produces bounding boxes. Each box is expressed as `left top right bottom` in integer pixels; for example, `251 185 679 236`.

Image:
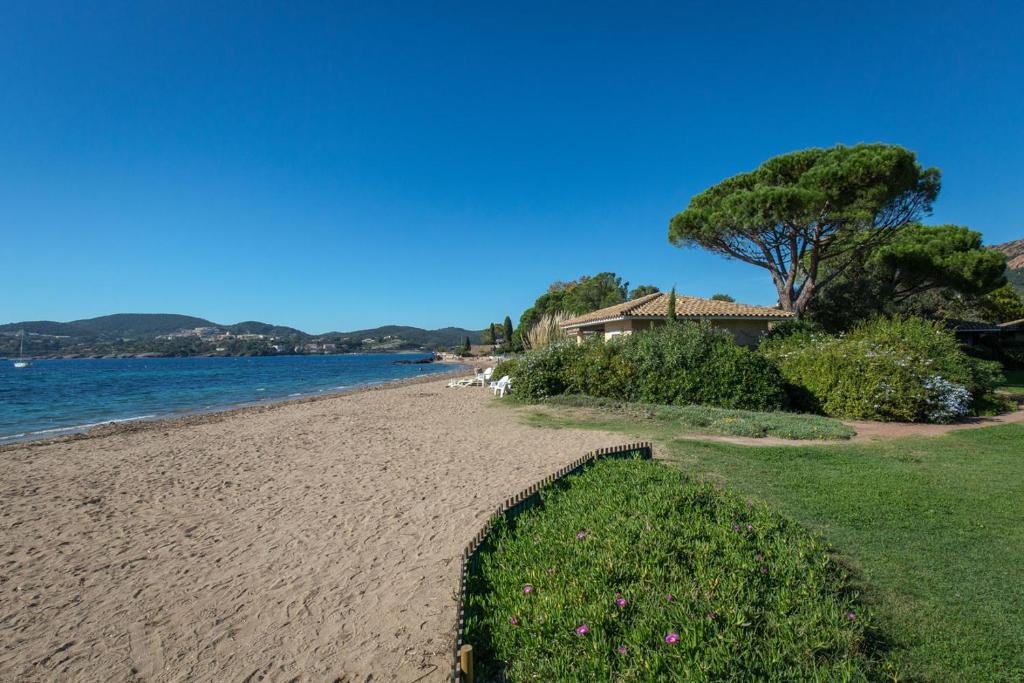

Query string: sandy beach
0 375 618 682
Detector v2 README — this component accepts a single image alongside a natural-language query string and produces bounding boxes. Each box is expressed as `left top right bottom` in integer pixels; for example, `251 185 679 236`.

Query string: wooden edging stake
459 644 474 683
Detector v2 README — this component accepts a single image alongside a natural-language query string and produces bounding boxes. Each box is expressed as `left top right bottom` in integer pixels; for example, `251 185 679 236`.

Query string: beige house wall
602 319 634 340
710 319 771 347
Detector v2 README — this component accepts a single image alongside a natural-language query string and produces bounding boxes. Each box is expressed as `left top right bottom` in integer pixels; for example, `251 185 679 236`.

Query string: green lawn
999 369 1024 395
521 405 1024 681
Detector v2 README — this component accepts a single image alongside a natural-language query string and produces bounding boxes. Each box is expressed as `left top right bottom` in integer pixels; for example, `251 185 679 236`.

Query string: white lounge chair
489 375 511 397
447 376 480 388
482 367 494 381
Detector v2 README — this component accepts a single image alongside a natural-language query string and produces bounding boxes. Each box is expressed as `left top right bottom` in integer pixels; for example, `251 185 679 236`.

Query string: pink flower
846 611 857 621
665 593 674 602
706 611 718 619
760 566 768 574
617 645 628 655
522 584 533 594
615 597 627 608
575 530 589 540
575 623 589 636
508 616 518 625
664 632 680 644
746 524 753 531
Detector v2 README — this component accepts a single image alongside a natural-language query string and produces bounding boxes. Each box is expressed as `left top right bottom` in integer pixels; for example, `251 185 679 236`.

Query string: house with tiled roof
559 292 794 347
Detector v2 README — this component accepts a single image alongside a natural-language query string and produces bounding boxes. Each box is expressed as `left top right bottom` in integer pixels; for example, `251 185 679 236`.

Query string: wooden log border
450 442 654 682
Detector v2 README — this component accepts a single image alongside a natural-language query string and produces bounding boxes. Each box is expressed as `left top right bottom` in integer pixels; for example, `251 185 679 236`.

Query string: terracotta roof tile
560 292 794 328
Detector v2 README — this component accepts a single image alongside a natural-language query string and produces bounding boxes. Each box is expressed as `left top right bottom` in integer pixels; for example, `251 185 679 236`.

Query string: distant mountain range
993 239 1024 269
0 313 481 358
330 325 482 349
0 314 308 340
992 239 1024 295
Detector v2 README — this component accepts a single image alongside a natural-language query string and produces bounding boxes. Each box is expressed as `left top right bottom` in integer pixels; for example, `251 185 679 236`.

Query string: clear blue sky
2 1 1022 333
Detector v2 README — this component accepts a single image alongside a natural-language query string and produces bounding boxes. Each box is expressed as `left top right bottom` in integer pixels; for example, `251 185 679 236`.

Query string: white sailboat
13 330 31 368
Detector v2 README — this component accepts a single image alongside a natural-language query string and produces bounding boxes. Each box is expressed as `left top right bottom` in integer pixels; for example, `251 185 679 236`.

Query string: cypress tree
667 287 677 323
503 316 514 347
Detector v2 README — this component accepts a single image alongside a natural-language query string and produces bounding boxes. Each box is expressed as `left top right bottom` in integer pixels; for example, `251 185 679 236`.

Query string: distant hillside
993 239 1024 295
1 313 482 357
225 321 308 338
0 314 216 340
328 325 481 349
993 239 1024 269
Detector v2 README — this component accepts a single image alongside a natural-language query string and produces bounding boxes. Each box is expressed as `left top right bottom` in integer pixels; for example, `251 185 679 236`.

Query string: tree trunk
771 266 815 318
770 272 799 316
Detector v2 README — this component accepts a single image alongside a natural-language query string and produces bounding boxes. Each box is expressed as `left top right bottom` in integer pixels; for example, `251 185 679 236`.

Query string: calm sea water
0 354 462 444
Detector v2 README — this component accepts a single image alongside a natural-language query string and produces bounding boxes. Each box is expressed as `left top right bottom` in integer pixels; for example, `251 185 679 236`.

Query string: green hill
1 313 482 357
328 325 481 348
226 321 309 338
1008 268 1024 296
0 314 216 339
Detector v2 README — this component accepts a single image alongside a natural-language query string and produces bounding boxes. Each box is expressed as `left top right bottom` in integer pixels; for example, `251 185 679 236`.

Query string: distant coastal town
0 315 483 359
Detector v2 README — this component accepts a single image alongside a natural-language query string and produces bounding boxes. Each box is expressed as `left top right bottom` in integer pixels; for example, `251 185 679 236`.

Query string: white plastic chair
489 375 511 397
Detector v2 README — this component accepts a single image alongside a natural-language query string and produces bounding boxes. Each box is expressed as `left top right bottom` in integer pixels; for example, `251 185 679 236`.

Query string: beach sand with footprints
0 374 618 682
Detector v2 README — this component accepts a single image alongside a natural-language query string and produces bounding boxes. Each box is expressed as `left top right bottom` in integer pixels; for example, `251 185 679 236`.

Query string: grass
521 394 856 441
464 457 873 681
999 369 1024 395
518 404 1024 681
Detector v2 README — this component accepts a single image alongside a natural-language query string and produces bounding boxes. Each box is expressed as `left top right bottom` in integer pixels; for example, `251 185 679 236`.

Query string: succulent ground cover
463 457 872 681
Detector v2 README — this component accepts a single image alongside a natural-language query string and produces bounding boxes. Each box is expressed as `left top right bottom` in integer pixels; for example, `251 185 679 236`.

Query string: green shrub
620 322 786 410
491 358 520 381
503 323 786 411
761 318 824 342
760 317 1003 422
1002 342 1024 371
508 342 585 401
563 337 633 400
964 356 1006 396
464 457 871 681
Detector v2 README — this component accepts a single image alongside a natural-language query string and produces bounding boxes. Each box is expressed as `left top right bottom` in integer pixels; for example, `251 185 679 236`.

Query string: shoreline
2 350 446 361
0 361 482 452
0 366 616 681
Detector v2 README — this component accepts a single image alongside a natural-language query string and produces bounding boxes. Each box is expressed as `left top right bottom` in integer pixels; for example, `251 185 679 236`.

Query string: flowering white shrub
922 376 971 423
760 317 999 423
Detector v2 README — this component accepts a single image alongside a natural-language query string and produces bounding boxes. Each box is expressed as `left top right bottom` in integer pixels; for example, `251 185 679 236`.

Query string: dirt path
663 407 1024 448
0 379 618 682
529 405 1024 450
846 405 1024 441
